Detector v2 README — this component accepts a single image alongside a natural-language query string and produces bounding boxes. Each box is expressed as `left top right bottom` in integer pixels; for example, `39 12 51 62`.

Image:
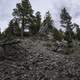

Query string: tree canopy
60 8 73 43
12 0 33 38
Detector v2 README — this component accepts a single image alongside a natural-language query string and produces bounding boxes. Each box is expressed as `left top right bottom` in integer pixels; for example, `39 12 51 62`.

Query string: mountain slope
0 36 80 80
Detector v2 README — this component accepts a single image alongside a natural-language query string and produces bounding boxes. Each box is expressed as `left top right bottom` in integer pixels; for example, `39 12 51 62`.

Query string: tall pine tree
42 11 53 33
12 0 33 38
74 23 80 40
4 18 20 38
30 11 41 34
35 11 41 33
60 8 73 43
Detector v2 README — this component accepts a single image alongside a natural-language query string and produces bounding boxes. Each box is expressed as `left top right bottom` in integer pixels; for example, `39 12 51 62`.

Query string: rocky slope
0 35 80 80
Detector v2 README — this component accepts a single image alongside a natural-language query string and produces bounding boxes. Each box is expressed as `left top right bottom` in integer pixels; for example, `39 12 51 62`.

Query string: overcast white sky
0 0 80 31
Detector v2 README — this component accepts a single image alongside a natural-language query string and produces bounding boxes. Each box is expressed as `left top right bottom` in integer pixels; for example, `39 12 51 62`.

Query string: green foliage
3 18 20 39
9 19 20 35
12 0 33 38
13 0 33 17
76 24 80 40
59 29 64 40
53 28 64 41
30 11 42 34
43 11 53 33
0 29 2 40
60 8 74 43
35 11 41 33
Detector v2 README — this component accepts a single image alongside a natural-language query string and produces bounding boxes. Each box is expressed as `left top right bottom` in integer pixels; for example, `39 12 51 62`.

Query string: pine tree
42 11 53 33
53 28 63 41
12 0 33 38
29 11 41 34
29 16 37 34
74 23 80 40
60 8 73 43
35 11 41 33
4 18 20 38
0 28 2 39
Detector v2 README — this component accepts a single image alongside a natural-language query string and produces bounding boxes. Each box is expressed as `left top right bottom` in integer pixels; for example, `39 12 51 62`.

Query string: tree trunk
21 16 25 39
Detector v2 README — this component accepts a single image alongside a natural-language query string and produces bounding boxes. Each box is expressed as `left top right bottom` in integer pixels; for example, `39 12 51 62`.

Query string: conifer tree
12 0 33 38
53 28 63 41
35 11 41 33
4 18 20 38
74 23 80 40
43 11 53 33
60 8 73 43
0 28 2 39
29 11 41 34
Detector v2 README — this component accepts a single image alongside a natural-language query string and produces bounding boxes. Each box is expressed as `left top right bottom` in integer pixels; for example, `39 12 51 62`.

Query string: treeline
0 0 80 44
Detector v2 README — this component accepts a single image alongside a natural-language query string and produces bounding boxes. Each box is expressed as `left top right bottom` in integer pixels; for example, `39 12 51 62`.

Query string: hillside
0 35 80 80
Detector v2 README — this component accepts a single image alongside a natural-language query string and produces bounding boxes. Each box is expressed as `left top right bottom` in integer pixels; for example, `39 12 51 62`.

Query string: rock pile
0 36 80 80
